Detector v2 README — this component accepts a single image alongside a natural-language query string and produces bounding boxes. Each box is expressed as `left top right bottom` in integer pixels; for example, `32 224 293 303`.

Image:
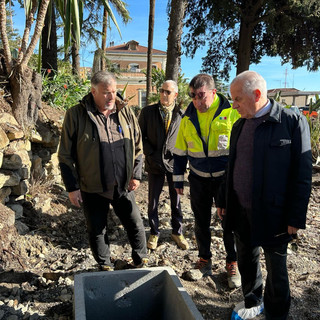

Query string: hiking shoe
99 264 114 271
195 258 212 277
171 234 189 250
147 234 159 250
226 261 241 288
132 258 149 268
231 301 264 319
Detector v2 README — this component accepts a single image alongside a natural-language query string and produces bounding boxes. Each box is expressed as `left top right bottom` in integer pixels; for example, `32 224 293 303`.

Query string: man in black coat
217 71 312 320
139 80 189 250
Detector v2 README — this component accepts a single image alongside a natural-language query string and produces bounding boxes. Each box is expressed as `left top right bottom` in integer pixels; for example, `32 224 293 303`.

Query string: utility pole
284 68 288 88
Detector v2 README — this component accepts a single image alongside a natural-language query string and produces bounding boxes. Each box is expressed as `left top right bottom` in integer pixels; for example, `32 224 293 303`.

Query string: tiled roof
106 40 166 55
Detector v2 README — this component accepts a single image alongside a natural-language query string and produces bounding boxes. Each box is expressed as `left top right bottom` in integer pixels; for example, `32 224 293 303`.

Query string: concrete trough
74 266 203 320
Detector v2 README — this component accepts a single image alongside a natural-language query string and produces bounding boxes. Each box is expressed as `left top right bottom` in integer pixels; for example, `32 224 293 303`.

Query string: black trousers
189 174 237 262
81 189 147 266
147 172 183 236
235 206 290 320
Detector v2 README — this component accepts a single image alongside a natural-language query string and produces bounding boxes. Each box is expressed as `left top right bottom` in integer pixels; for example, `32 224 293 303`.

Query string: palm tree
41 0 58 76
100 1 130 71
165 0 187 82
146 0 155 103
0 0 51 129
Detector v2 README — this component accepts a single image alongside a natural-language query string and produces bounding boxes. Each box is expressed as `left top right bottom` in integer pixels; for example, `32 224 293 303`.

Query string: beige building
268 88 320 107
105 40 167 108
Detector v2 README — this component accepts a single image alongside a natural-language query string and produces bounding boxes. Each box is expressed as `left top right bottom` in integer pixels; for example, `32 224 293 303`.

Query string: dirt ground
0 173 319 319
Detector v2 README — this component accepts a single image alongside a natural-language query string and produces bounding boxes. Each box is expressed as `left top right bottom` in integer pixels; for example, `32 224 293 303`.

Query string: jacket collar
268 99 282 123
234 99 282 126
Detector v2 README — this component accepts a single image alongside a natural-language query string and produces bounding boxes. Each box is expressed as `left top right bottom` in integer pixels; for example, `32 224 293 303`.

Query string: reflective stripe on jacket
173 93 239 187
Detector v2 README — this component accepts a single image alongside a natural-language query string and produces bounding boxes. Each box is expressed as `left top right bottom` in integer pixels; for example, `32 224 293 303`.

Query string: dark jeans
235 206 290 320
147 172 183 235
189 174 237 261
81 189 147 266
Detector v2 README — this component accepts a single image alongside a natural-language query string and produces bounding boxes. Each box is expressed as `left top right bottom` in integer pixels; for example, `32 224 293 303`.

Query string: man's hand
288 225 299 235
175 188 184 195
128 179 140 191
69 190 82 208
217 207 226 220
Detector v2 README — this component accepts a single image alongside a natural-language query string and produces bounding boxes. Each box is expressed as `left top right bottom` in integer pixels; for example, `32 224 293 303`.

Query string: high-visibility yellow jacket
173 93 240 188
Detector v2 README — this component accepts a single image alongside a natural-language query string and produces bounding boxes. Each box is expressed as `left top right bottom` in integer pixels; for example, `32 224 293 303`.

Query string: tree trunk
41 1 58 77
236 18 253 74
101 8 108 71
146 0 155 104
236 0 263 75
10 66 42 129
71 31 80 77
165 0 187 82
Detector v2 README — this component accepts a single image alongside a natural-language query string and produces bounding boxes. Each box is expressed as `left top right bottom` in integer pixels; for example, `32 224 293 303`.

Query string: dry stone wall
0 107 63 237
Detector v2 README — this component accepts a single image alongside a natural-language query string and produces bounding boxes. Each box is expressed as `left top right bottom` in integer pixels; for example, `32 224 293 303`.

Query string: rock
0 170 20 188
7 204 24 219
0 127 9 149
0 187 11 204
15 220 29 235
33 196 51 214
11 180 28 196
17 166 30 180
2 153 22 170
31 155 45 180
182 269 204 281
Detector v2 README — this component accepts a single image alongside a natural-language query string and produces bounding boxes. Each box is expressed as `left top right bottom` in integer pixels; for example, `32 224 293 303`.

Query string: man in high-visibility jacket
173 73 240 286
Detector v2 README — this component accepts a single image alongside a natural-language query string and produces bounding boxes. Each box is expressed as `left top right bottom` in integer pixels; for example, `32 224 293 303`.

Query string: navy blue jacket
217 100 312 246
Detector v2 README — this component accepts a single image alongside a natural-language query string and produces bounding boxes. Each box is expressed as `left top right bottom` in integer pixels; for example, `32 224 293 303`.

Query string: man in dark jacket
138 80 189 250
58 71 147 271
217 70 312 319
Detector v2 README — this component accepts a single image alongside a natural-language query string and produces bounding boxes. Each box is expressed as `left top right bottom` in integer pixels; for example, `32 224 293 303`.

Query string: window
129 63 139 72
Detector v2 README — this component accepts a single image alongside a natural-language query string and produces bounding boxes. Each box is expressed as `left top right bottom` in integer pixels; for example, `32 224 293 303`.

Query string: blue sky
86 0 319 92
11 0 320 91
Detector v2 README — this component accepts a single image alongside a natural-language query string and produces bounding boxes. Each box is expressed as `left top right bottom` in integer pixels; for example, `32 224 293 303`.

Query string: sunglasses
159 88 173 95
188 91 207 99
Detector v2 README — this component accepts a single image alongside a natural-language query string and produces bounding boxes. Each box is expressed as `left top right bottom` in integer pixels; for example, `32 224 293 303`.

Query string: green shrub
42 63 91 110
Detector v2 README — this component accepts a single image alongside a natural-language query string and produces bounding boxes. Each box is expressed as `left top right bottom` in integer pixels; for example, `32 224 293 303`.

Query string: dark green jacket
58 93 143 193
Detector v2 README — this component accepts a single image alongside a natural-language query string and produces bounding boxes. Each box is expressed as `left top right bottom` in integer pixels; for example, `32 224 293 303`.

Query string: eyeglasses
159 88 173 95
188 91 207 100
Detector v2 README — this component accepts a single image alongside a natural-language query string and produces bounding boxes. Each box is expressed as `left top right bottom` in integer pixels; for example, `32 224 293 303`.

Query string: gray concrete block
74 266 203 320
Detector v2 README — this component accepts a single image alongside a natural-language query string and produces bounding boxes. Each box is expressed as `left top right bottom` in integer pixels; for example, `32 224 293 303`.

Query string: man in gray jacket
58 71 147 271
139 80 189 250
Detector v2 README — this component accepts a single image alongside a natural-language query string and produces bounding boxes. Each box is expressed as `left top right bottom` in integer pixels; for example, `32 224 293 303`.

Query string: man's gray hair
189 74 215 90
231 70 267 97
163 80 178 93
91 71 116 87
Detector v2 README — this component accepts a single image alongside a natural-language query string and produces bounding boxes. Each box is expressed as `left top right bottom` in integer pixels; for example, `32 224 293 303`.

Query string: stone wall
0 105 63 236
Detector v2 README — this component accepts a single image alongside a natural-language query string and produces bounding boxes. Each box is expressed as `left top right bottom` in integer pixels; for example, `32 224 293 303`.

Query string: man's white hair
231 70 267 98
162 80 178 93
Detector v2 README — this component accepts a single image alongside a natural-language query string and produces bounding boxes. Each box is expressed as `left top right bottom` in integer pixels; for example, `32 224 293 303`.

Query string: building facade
105 40 167 108
268 88 320 107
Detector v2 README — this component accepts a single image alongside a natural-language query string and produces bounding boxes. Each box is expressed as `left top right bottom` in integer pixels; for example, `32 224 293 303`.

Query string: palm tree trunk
71 28 80 76
146 0 155 104
101 8 108 71
41 0 58 77
165 0 187 82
